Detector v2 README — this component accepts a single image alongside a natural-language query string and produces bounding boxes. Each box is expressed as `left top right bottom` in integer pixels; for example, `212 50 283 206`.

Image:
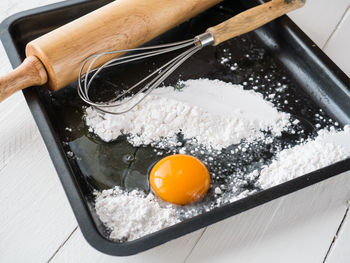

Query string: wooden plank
0 2 78 262
50 228 205 263
185 171 350 263
323 7 350 77
326 207 350 263
0 0 62 22
288 0 350 48
0 97 37 171
0 123 77 262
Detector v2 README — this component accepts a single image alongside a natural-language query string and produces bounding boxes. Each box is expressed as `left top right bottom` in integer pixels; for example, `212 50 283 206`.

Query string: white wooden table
1 0 350 262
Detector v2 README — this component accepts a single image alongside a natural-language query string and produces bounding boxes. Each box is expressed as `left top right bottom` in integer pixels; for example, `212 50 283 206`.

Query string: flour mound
85 79 290 150
257 126 350 188
95 187 179 241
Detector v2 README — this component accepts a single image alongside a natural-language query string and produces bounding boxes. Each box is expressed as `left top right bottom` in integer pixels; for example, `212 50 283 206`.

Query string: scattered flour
94 126 350 242
95 187 179 241
257 126 350 188
89 78 350 242
85 79 290 150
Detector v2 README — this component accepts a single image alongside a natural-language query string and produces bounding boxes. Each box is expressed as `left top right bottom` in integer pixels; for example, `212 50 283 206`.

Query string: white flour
257 126 350 188
94 126 350 241
85 79 290 150
89 78 350 242
95 187 179 241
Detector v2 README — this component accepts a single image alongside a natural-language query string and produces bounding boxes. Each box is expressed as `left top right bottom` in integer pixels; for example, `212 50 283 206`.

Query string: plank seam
322 202 350 263
322 3 350 50
184 227 208 263
47 226 78 263
257 197 285 243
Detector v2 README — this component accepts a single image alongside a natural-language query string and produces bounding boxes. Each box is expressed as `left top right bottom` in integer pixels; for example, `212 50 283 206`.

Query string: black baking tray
1 0 350 256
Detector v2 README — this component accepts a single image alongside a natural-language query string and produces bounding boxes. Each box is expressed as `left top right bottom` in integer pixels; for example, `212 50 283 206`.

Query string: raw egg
149 154 210 205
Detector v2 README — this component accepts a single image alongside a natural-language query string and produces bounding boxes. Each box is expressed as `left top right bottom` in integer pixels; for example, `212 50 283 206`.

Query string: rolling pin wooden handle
0 56 47 102
207 0 306 46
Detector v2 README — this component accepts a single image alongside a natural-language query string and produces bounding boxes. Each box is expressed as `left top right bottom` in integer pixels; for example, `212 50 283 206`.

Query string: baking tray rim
1 0 350 256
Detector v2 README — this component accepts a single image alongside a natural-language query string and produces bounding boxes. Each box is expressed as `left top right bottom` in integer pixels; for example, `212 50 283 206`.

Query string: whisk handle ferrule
194 32 215 48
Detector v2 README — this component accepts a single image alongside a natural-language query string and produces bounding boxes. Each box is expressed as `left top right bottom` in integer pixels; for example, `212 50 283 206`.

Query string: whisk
78 0 305 115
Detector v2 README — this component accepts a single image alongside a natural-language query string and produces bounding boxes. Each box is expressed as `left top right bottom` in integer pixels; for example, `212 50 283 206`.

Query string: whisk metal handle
206 0 305 46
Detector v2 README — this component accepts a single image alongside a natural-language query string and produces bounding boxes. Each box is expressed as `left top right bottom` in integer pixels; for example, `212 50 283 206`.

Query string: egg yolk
149 154 210 205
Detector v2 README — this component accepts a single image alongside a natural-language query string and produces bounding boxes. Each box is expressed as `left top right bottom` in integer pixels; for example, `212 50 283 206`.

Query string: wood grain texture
288 0 350 48
0 100 77 262
0 56 47 102
0 99 37 171
323 5 350 77
207 0 305 46
25 0 222 91
50 228 206 263
185 171 350 263
326 206 350 263
0 3 78 263
0 0 62 21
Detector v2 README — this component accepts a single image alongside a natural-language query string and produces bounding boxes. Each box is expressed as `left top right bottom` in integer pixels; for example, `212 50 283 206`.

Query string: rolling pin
0 0 223 102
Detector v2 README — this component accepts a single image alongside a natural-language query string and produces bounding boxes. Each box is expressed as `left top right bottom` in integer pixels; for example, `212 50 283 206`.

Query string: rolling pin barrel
0 0 222 102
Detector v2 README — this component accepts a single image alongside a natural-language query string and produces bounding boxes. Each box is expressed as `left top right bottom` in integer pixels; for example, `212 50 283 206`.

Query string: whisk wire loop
77 32 214 114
